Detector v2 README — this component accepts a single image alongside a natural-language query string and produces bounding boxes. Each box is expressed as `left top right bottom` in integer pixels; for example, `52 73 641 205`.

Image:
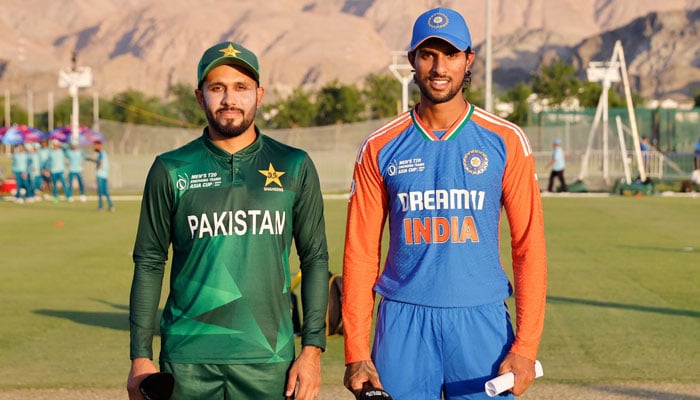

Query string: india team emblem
428 11 449 29
463 150 488 175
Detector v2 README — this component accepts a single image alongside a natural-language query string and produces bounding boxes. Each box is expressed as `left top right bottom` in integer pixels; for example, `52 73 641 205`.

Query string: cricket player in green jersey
126 41 330 400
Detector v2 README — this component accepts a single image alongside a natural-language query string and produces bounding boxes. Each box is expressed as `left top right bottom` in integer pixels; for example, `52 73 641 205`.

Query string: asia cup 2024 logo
463 150 488 175
176 173 189 191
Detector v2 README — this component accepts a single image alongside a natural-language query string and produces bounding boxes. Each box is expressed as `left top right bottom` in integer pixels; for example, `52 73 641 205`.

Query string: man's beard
204 105 255 138
414 73 466 104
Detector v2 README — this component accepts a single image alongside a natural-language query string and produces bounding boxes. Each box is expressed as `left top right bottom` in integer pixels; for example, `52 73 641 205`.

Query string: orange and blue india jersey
343 103 547 363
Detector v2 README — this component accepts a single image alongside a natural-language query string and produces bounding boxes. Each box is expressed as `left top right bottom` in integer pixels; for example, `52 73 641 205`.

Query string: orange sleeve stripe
342 113 412 364
473 108 547 361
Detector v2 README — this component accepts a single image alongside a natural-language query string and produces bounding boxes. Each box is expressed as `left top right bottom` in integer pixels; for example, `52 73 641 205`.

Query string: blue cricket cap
410 7 472 52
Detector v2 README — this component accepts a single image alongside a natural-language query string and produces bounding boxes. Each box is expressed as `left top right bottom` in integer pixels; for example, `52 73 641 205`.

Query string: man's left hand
285 345 322 400
497 352 537 396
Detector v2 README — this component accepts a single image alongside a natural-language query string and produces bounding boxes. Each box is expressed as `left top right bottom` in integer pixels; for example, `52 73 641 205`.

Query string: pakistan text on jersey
187 210 286 239
397 189 486 212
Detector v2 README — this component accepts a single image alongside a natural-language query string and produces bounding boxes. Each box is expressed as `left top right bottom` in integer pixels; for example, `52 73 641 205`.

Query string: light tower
579 40 643 185
58 52 92 143
388 51 413 113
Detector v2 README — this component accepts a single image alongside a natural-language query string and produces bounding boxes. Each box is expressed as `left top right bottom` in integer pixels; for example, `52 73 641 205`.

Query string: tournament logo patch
387 160 398 176
428 11 449 29
463 150 488 175
176 173 189 191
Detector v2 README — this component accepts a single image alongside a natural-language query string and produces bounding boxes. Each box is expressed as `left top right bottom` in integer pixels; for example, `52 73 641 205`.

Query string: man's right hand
126 357 158 400
344 360 384 397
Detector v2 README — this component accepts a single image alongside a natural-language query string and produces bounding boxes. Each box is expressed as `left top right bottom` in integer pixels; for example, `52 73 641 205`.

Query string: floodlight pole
48 92 54 132
4 90 10 127
27 90 33 127
602 77 610 182
58 52 92 143
389 51 413 113
70 85 79 142
581 59 618 184
484 0 493 112
615 41 645 182
615 115 632 184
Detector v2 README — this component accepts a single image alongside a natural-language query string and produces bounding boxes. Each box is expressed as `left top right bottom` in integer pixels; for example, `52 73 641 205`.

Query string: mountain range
1 0 699 112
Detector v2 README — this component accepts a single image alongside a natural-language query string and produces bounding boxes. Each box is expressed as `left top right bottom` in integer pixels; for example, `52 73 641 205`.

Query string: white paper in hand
484 360 543 397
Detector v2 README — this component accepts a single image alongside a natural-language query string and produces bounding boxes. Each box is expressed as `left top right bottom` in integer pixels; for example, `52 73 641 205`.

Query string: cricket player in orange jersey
342 7 547 400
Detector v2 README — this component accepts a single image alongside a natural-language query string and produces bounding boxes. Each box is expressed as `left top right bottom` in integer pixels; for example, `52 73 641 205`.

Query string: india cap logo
428 11 449 29
463 150 488 175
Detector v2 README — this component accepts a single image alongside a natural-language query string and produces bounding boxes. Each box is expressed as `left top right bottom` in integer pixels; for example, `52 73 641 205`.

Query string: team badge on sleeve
463 150 488 175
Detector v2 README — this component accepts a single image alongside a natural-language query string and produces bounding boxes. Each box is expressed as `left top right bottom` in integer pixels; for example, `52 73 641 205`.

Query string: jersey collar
202 126 263 157
410 102 474 141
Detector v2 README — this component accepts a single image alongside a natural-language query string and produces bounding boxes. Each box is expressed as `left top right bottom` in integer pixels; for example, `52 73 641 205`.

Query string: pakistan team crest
258 163 285 192
463 150 488 175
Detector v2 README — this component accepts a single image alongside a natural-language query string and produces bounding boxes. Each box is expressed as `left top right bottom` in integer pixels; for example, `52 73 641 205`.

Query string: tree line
4 60 699 132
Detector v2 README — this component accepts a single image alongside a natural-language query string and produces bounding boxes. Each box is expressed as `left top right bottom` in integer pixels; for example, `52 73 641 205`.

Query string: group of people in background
9 138 113 211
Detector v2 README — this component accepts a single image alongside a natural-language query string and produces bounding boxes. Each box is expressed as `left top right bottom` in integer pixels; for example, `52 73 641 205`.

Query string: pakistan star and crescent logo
258 163 285 187
219 43 241 58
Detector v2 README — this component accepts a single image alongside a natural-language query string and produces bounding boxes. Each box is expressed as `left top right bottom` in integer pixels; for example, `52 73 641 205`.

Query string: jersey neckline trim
410 102 474 141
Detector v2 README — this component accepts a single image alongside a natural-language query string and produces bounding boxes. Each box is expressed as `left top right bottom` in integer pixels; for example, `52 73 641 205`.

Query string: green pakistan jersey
129 128 329 364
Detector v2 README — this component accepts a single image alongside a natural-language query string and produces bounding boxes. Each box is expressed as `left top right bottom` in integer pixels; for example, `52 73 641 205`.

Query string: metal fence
2 108 698 194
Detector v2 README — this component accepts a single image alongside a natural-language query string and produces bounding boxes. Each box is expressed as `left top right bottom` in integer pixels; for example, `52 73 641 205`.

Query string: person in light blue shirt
47 139 71 202
11 143 33 203
92 140 113 211
546 138 567 192
37 139 52 197
66 141 88 202
27 142 41 202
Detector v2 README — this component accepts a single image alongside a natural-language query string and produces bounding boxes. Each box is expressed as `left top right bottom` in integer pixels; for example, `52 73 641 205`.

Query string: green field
0 195 698 390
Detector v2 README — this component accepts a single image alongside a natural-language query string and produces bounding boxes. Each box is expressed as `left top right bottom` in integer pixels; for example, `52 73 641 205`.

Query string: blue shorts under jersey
371 299 515 400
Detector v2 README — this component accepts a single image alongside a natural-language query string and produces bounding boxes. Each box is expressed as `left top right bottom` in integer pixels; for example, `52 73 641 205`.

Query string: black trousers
548 169 567 192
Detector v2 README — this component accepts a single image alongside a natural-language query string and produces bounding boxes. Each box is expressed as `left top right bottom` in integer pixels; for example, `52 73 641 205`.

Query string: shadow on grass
548 296 700 318
34 309 130 331
618 244 698 253
593 384 700 400
33 299 163 333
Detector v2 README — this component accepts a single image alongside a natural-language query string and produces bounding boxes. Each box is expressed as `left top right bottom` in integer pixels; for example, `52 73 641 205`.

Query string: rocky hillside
1 0 699 111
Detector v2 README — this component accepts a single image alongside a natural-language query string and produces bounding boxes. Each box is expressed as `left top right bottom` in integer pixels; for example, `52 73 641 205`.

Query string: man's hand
497 352 537 396
126 357 158 400
344 360 384 397
285 345 322 400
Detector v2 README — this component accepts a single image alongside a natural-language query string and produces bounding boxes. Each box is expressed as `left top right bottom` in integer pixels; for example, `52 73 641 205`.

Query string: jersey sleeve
293 155 330 351
342 138 389 364
501 130 547 361
129 158 173 359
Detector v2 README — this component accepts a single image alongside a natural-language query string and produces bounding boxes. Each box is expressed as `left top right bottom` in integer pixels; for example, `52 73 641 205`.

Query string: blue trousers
97 177 113 209
372 299 515 400
14 172 34 199
51 172 71 199
68 172 85 195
